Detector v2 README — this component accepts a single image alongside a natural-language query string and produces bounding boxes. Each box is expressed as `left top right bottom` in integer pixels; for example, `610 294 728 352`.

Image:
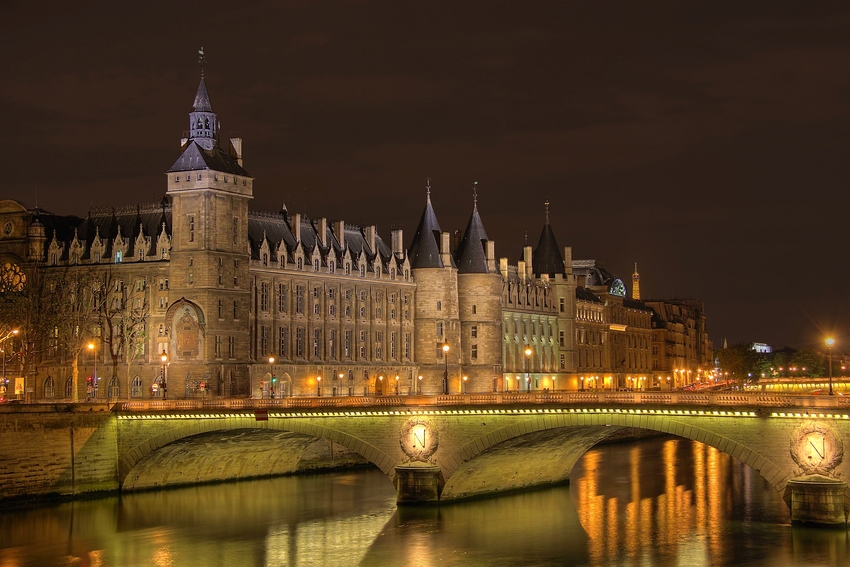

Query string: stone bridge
3 392 850 523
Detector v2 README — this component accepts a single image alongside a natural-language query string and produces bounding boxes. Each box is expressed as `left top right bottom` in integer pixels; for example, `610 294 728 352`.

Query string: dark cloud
2 0 850 349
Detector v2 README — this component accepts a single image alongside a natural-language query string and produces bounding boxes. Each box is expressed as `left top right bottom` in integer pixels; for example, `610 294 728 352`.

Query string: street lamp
417 375 422 395
160 353 168 400
826 337 835 396
269 357 276 398
87 342 97 402
442 343 450 394
462 375 468 394
395 375 400 395
339 373 344 397
524 347 532 393
317 375 322 397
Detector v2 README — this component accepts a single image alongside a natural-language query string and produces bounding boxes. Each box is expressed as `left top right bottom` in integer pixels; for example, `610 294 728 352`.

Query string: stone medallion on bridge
790 422 844 476
399 417 439 462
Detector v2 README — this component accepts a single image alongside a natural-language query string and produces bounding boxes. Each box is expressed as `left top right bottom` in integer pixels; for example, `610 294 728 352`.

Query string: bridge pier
786 476 848 527
394 463 445 505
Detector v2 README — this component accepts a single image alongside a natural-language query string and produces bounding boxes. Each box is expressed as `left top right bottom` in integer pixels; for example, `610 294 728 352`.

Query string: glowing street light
442 343 450 394
160 353 168 400
524 347 532 393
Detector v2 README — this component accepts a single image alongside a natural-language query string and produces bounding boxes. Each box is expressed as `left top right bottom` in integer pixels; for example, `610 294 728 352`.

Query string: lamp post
269 357 276 398
317 375 322 397
524 347 532 393
442 343 450 394
395 375 399 395
160 353 168 400
826 337 835 396
339 373 344 397
417 375 422 395
87 341 97 402
462 375 468 394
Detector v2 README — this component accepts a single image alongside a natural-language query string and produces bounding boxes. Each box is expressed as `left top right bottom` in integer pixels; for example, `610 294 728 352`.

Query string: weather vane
426 177 431 197
545 198 550 224
473 181 478 205
198 47 205 79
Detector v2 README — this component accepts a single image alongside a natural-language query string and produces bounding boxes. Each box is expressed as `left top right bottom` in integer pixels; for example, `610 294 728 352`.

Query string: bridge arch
117 417 396 488
440 412 789 499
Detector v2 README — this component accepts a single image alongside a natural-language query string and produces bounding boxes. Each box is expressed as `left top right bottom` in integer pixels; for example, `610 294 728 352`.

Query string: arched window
131 376 143 398
205 118 210 129
65 376 74 398
44 376 55 398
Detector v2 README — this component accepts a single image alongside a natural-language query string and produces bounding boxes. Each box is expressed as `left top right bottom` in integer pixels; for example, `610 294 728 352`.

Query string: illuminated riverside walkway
2 392 849 519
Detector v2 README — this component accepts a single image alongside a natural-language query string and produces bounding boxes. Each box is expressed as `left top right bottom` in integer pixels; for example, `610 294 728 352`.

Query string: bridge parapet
111 391 847 412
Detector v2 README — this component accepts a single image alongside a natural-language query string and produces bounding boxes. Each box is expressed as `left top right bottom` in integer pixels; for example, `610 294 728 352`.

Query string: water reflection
1 436 849 566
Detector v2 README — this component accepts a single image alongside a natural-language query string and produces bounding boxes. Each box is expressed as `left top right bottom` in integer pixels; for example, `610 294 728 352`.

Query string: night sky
2 1 849 350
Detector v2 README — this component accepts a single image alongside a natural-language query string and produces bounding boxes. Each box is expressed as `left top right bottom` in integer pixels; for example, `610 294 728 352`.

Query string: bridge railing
111 391 850 412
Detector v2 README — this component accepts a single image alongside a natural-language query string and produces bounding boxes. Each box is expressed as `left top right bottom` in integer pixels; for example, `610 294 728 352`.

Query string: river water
1 435 848 567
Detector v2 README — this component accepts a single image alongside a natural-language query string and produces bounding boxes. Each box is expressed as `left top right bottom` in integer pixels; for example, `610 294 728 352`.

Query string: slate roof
576 286 602 303
454 201 489 274
532 223 565 277
408 192 453 269
193 78 213 112
167 141 250 176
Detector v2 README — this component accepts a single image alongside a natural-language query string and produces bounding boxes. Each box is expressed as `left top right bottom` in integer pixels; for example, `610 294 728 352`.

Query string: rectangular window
560 354 566 369
328 329 336 359
471 344 478 360
313 329 321 358
436 322 444 336
313 302 320 315
218 300 223 319
471 325 478 338
296 286 304 314
279 327 288 358
390 332 396 359
404 333 411 360
228 336 235 358
559 298 565 313
559 331 565 347
261 326 269 356
188 214 195 243
260 282 269 312
214 336 221 358
296 328 304 357
344 330 352 358
278 284 288 313
233 217 238 244
233 300 238 319
375 331 383 360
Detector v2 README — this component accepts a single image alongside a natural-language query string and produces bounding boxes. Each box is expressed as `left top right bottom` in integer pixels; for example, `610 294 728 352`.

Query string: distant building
751 343 772 354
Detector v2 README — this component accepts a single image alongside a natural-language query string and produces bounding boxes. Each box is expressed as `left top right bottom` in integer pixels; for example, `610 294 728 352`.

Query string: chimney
365 225 376 253
453 229 462 253
229 138 243 166
318 218 327 248
293 213 301 243
440 231 452 267
523 245 533 278
335 220 345 250
499 257 508 278
564 246 573 274
486 240 496 272
391 229 404 259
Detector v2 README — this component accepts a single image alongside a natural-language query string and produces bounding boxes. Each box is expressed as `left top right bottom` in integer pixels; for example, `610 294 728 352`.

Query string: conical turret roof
408 189 447 269
455 199 489 274
532 200 564 277
193 78 213 112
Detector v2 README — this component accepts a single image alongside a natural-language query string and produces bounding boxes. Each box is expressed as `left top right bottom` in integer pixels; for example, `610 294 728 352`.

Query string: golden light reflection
573 437 768 565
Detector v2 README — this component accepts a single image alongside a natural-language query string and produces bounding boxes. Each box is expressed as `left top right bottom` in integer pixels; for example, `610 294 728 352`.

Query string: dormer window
115 250 122 263
313 259 319 272
197 174 202 181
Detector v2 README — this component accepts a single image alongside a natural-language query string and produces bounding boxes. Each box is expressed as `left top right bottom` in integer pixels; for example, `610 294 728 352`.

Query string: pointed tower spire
455 183 490 273
188 48 217 149
631 262 641 300
408 180 445 268
532 199 565 277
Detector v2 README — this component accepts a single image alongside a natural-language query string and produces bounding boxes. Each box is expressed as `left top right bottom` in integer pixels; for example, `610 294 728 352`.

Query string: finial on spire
473 181 478 206
544 199 550 224
198 47 206 79
426 178 431 200
634 262 638 274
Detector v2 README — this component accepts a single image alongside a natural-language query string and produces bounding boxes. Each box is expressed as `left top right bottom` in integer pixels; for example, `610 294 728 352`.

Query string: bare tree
52 267 104 402
0 263 61 400
100 271 150 399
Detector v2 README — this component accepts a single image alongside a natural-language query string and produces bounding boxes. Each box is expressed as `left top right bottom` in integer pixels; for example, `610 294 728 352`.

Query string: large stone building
0 71 711 401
